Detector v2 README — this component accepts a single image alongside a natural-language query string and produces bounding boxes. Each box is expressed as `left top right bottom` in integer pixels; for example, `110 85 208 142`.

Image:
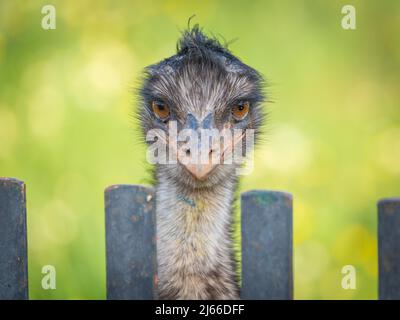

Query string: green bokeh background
0 0 399 299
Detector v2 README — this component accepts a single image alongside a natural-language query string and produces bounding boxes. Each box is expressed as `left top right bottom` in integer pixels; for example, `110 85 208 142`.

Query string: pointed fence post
0 178 29 300
105 184 156 300
378 198 400 300
241 190 293 299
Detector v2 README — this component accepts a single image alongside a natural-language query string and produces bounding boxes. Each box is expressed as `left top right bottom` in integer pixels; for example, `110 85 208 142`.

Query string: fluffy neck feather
155 171 239 299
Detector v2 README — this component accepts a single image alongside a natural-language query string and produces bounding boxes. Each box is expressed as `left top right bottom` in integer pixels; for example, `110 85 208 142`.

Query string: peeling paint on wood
0 178 29 300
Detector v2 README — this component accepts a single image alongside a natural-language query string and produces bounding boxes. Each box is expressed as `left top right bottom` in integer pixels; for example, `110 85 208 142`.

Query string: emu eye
152 101 170 120
232 102 249 120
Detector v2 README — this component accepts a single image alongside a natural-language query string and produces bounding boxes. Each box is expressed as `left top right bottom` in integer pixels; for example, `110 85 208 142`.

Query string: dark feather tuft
176 25 232 58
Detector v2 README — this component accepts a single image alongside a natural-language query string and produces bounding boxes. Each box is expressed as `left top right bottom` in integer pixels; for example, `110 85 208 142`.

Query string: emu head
139 26 265 189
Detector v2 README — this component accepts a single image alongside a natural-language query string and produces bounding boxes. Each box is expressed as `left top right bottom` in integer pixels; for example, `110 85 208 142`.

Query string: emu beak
166 113 246 181
178 113 218 180
180 152 217 181
177 130 245 181
181 129 245 180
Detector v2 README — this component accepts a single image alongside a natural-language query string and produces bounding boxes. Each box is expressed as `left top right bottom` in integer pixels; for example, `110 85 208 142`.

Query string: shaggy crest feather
176 25 232 58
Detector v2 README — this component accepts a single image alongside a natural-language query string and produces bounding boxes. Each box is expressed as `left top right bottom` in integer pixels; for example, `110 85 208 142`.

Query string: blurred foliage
0 0 399 299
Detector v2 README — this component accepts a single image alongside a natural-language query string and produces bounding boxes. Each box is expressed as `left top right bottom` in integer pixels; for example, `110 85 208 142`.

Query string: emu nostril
186 149 191 156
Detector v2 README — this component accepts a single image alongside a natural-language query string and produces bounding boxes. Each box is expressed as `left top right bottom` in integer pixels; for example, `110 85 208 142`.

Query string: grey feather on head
138 25 266 189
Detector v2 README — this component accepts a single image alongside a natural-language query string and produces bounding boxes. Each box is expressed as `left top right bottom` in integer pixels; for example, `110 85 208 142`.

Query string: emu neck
155 173 239 299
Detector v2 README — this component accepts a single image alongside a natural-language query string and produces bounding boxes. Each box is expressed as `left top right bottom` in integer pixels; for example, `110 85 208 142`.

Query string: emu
137 26 265 299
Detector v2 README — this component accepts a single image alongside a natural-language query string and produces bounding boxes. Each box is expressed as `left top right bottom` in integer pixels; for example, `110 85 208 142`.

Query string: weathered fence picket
378 198 400 300
1 177 399 300
0 178 29 300
105 185 156 300
241 190 293 299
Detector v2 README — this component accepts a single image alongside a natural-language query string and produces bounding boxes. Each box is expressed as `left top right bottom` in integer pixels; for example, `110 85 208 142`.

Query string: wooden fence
0 177 399 300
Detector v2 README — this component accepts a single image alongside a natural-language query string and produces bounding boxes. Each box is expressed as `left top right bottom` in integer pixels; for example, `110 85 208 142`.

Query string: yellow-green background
0 0 399 299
